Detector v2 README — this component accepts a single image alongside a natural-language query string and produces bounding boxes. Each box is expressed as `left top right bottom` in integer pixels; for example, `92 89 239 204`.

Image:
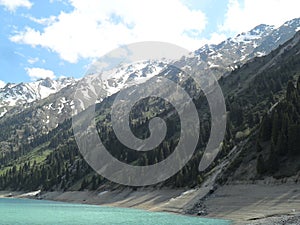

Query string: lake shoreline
0 198 230 225
1 183 300 224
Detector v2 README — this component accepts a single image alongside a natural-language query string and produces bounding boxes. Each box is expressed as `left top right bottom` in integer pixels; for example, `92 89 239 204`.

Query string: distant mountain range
0 60 168 118
1 18 299 119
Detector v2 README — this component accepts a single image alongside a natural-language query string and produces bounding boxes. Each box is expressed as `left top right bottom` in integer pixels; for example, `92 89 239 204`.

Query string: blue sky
0 0 299 86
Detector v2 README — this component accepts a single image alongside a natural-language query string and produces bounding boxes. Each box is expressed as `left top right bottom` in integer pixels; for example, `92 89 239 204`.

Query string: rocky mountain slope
0 60 168 118
0 77 76 117
183 18 300 80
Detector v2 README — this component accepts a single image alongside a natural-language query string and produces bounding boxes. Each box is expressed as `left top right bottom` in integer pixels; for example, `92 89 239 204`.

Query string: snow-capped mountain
74 60 169 110
98 60 169 96
0 17 300 154
183 18 300 79
74 18 300 111
194 23 274 61
0 59 168 117
0 77 76 117
1 17 300 122
0 59 169 142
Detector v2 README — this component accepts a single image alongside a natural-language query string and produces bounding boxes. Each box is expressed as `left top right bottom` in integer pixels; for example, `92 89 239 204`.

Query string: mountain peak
190 17 300 74
248 24 275 36
283 17 300 27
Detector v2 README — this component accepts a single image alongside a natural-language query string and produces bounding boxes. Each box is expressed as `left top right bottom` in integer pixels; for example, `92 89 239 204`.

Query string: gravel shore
245 214 300 225
203 184 300 224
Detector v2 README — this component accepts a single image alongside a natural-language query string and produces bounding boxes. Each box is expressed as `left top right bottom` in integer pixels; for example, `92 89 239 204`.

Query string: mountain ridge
1 18 300 120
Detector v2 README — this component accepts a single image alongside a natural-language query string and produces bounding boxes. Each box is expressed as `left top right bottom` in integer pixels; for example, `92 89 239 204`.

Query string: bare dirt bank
40 183 300 224
203 184 300 224
39 188 204 213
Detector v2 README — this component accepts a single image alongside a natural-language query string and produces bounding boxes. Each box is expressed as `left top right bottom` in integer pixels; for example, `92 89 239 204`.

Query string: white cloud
0 80 6 88
25 67 56 80
0 0 32 11
27 15 57 26
10 0 207 63
221 0 300 33
27 57 39 64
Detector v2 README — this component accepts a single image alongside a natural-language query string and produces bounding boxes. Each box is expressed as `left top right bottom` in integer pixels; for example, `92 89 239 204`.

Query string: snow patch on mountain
74 60 169 111
0 77 76 117
98 60 168 96
0 108 7 117
184 18 300 80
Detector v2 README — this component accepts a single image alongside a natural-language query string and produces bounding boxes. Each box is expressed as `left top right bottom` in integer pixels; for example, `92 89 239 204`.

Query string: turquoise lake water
0 198 231 225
